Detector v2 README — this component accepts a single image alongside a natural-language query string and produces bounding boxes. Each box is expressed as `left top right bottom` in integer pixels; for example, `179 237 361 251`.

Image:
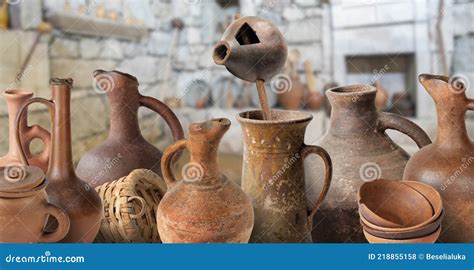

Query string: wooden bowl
358 179 433 227
361 209 444 239
363 226 441 244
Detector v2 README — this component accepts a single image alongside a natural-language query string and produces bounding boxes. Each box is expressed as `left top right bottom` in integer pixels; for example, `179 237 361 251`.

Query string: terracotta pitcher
404 74 474 242
306 85 431 243
15 78 102 243
237 110 332 243
0 165 70 243
76 70 184 188
157 118 254 243
0 90 50 172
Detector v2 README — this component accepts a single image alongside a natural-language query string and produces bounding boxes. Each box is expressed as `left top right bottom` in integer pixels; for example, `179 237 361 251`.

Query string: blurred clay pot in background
213 15 287 82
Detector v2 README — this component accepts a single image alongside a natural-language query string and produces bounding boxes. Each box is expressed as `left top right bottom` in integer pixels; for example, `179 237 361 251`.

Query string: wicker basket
95 169 167 243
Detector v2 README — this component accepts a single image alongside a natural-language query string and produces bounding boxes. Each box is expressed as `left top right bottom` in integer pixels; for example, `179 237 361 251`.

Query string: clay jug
213 15 287 82
76 70 184 188
15 78 102 242
237 110 332 243
404 74 474 242
306 85 431 243
0 165 70 243
157 118 254 243
0 90 50 172
278 49 304 110
374 81 389 110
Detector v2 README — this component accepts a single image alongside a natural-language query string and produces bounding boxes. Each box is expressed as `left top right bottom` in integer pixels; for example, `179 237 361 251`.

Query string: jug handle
39 203 70 243
301 145 332 223
161 139 187 189
378 112 431 148
139 95 185 144
15 98 55 166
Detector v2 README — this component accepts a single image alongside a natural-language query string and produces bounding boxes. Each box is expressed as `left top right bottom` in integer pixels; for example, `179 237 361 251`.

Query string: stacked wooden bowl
358 179 444 243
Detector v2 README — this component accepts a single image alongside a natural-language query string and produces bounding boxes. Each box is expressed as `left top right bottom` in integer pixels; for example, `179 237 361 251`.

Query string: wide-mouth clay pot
0 165 70 243
363 226 441 244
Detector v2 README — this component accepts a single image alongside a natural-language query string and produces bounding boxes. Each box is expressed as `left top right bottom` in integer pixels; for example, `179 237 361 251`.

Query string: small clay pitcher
157 118 254 243
404 74 474 242
15 78 102 243
0 165 69 243
0 90 50 172
76 70 184 188
306 84 431 243
237 110 332 243
213 15 287 82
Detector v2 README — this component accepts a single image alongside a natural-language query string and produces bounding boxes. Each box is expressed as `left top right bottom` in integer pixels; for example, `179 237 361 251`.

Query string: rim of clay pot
360 210 444 239
363 226 441 244
93 69 138 83
418 73 449 83
3 89 33 97
50 78 74 88
327 84 376 96
237 110 313 125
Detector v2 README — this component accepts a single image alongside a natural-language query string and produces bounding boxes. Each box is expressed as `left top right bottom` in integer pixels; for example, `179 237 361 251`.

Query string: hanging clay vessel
0 90 50 172
404 74 473 242
306 84 431 243
76 70 184 188
238 110 332 243
213 15 287 82
15 78 102 243
157 118 254 243
0 165 70 243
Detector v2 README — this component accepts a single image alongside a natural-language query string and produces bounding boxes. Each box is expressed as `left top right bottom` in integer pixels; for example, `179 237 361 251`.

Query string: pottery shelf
47 12 147 41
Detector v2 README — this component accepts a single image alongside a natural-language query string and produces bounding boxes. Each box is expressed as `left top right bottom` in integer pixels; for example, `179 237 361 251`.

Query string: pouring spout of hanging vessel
212 16 287 82
157 118 254 243
404 73 474 242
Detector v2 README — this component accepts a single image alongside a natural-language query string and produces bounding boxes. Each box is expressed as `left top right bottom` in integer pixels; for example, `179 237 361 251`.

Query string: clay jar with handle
157 118 254 243
15 78 102 243
237 110 332 243
404 74 474 242
0 165 70 243
76 70 184 188
0 90 50 172
306 85 431 243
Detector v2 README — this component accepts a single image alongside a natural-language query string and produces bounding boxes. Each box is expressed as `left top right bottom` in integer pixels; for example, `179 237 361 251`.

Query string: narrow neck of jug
47 79 76 180
4 91 32 158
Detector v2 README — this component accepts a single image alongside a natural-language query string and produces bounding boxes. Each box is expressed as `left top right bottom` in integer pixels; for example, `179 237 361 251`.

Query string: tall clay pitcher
404 74 474 242
15 78 102 242
76 70 184 188
0 90 50 172
237 110 332 243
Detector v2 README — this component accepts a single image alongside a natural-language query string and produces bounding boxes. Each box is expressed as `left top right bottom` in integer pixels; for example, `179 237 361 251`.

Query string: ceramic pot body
404 74 474 242
0 167 69 243
278 75 305 110
306 91 323 111
15 79 102 243
238 110 332 243
306 85 431 243
0 90 50 172
76 70 184 188
213 16 287 82
157 118 254 243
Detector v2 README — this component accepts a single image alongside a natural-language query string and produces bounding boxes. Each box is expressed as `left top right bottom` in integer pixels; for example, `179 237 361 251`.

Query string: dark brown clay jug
0 90 50 172
404 74 474 242
157 118 254 243
0 165 70 243
76 70 184 188
213 15 287 82
15 78 102 243
237 110 332 243
306 85 431 243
